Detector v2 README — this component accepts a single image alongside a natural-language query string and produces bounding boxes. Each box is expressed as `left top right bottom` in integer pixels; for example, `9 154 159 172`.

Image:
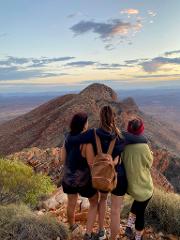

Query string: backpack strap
94 129 103 154
107 137 116 155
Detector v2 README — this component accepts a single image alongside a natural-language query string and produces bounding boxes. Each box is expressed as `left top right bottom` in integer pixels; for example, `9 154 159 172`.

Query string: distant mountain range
0 83 179 192
1 88 180 129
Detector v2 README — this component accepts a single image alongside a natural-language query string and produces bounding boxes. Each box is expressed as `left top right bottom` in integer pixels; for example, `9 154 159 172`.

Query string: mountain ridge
0 83 179 192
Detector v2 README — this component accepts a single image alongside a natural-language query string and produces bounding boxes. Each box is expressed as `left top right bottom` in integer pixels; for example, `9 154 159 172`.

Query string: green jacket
122 143 154 201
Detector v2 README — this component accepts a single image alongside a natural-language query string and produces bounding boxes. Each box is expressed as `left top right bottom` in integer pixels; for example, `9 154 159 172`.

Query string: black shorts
99 173 127 196
111 163 128 196
62 181 97 198
111 173 127 196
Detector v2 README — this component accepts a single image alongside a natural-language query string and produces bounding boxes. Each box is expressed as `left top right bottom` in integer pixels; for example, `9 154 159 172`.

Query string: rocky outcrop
8 147 63 185
7 146 175 193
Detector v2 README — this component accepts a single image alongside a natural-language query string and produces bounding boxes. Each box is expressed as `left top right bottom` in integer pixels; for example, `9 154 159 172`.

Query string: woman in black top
62 113 98 235
86 106 127 240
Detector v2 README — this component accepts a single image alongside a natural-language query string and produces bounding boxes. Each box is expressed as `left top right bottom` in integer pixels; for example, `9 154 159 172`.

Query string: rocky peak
79 83 117 101
121 97 139 111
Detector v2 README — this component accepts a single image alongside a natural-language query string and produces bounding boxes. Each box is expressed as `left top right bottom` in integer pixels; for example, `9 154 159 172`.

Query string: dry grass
121 188 180 236
0 204 69 240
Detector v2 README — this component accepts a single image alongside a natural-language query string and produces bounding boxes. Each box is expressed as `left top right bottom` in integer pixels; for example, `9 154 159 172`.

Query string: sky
0 0 180 93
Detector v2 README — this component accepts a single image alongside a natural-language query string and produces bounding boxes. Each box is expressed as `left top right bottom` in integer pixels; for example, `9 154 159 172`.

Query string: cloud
30 57 75 67
140 60 162 72
0 56 75 68
120 9 139 15
140 57 180 72
125 59 140 64
96 63 126 70
67 12 83 18
0 56 30 65
135 73 180 79
105 44 116 51
164 50 180 56
0 56 74 80
65 61 96 67
0 65 68 81
147 10 157 17
65 61 128 70
70 19 143 40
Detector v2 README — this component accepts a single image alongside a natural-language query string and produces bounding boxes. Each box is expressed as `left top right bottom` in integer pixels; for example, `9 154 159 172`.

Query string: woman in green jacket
122 118 153 240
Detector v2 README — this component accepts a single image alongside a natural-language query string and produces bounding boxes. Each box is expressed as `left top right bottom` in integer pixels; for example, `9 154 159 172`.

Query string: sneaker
83 233 96 240
69 223 79 232
96 229 107 240
125 226 134 239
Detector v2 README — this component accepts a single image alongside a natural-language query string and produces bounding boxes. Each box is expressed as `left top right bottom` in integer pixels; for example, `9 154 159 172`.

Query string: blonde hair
99 105 123 138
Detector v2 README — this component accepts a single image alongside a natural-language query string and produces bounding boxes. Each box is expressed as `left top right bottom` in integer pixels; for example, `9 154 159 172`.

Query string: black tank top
65 134 89 173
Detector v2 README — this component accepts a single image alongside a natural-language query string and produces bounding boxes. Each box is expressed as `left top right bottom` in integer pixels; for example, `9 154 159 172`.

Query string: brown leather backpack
91 129 118 192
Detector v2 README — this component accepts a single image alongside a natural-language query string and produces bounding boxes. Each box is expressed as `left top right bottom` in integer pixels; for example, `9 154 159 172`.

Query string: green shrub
0 204 69 240
121 188 180 236
0 158 55 207
145 188 180 236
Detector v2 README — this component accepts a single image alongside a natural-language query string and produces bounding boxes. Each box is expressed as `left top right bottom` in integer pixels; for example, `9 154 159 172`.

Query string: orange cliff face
0 83 180 192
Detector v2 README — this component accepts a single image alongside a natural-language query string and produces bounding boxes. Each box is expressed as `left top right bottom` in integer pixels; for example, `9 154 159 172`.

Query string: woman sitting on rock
61 112 98 236
122 118 154 240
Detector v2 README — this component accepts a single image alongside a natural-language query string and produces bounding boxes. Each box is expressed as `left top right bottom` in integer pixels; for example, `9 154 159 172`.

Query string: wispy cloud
65 61 96 67
1 50 180 81
135 73 180 79
67 12 83 18
105 44 116 51
120 8 139 15
140 57 180 72
147 10 157 17
0 66 68 81
0 56 29 65
164 50 180 56
96 63 129 70
0 56 74 81
0 56 75 67
125 59 141 65
70 18 143 49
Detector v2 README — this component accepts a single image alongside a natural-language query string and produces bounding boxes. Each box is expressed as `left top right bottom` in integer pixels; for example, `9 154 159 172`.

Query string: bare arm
82 143 95 168
61 146 67 163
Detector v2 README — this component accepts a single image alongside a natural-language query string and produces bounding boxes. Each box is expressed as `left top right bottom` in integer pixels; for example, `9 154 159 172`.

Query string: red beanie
127 118 144 135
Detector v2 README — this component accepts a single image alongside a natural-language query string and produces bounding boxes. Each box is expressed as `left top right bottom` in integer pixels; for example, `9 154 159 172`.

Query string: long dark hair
99 105 122 137
70 112 88 135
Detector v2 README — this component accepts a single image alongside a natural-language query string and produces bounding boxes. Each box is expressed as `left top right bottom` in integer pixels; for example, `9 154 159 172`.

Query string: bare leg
98 192 108 230
110 194 124 240
86 192 99 235
67 194 78 227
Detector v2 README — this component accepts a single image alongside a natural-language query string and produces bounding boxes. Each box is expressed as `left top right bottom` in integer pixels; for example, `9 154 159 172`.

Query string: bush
0 204 69 240
121 188 180 236
145 189 180 236
0 158 55 207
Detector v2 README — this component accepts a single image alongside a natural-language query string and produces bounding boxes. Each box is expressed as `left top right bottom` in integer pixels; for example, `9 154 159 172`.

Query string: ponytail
100 105 123 138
